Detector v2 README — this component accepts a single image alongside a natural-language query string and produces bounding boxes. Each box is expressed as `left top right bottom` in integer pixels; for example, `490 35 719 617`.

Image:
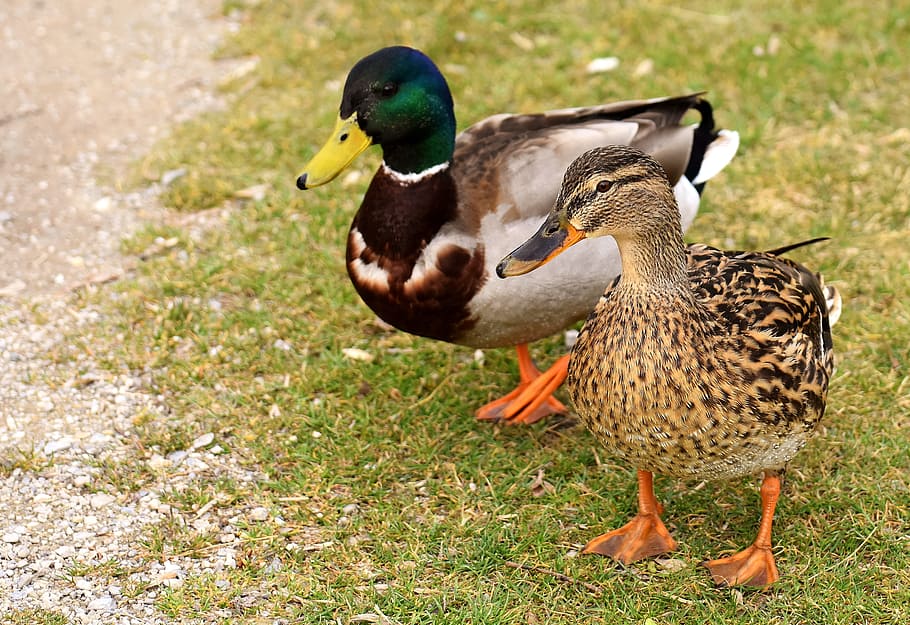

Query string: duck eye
380 82 398 97
596 180 611 193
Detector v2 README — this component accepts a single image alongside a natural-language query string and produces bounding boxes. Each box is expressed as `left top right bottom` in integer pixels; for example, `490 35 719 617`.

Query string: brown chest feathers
346 166 487 343
567 247 833 481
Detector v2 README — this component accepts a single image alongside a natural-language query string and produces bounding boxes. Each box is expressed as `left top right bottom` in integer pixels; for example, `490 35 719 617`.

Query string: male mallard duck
297 46 739 424
498 145 839 587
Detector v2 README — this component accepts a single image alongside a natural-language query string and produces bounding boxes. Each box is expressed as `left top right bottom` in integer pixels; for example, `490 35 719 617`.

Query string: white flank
382 161 450 185
466 205 622 347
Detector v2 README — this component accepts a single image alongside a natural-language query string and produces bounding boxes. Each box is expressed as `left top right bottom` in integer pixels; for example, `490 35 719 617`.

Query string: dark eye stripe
608 173 648 187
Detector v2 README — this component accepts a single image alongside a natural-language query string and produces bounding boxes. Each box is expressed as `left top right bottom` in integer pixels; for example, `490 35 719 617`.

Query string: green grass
0 445 54 477
3 609 69 625
90 0 910 622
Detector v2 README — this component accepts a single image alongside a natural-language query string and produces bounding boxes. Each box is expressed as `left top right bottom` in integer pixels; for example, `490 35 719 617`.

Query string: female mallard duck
297 46 739 424
498 145 839 587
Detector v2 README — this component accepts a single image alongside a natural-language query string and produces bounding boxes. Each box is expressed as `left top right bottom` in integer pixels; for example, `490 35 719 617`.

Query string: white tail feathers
693 129 741 185
673 177 700 233
823 284 842 327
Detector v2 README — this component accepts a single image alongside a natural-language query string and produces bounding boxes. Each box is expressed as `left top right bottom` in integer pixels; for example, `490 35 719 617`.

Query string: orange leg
584 470 677 563
475 344 568 425
703 473 781 588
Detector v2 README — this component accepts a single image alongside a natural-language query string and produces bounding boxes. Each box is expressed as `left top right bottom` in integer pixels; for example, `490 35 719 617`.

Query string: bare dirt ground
1 2 268 622
1 0 235 297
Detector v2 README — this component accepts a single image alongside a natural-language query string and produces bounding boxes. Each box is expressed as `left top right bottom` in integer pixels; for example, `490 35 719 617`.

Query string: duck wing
452 94 732 229
684 242 836 376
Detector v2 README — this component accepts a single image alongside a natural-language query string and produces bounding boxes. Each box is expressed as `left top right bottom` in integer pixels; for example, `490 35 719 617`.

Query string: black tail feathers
684 98 719 193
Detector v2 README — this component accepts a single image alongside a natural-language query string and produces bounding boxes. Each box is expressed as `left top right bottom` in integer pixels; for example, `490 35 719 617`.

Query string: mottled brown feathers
569 242 835 480
551 146 837 482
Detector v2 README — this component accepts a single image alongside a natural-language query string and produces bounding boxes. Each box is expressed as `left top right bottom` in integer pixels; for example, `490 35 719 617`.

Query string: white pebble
191 432 215 449
273 338 292 351
167 450 188 463
160 168 187 186
90 493 116 508
147 453 169 470
43 437 72 454
633 58 655 77
3 532 21 543
87 596 115 611
342 347 374 362
93 196 112 211
193 518 213 533
248 506 269 521
586 56 620 73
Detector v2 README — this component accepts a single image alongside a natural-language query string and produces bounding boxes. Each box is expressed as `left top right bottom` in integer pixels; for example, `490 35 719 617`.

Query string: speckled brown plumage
570 241 834 481
497 144 839 587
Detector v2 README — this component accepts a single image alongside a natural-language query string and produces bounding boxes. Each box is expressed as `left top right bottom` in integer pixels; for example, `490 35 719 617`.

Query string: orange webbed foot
583 512 678 564
703 544 780 588
475 390 566 425
475 346 568 425
702 472 783 588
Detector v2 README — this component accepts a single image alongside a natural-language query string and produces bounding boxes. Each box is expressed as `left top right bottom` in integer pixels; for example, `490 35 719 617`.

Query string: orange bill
496 216 586 278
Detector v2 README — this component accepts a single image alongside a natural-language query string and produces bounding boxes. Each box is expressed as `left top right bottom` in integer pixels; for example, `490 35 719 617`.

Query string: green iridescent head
298 46 456 188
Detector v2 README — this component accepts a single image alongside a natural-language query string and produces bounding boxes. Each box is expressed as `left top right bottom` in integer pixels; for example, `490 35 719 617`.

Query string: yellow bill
296 113 372 189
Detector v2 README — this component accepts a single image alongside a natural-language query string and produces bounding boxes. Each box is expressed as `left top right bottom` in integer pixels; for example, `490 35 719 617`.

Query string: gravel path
1 2 266 622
